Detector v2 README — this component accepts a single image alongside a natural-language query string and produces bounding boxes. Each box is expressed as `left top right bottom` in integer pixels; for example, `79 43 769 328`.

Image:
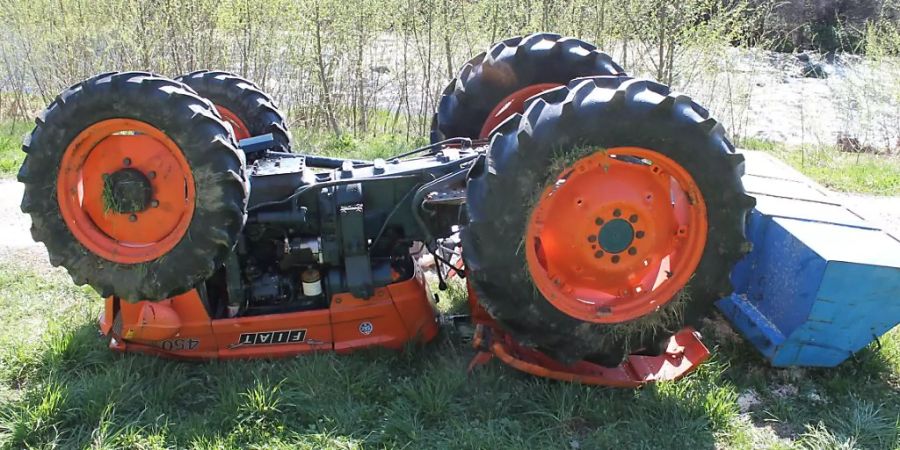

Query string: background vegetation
0 0 898 143
1 1 900 448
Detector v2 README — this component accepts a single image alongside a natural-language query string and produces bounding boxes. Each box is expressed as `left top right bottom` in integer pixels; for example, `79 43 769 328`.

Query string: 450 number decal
157 338 200 351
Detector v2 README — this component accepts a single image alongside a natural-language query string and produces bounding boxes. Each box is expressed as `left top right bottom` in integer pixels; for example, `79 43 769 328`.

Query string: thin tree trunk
314 3 341 137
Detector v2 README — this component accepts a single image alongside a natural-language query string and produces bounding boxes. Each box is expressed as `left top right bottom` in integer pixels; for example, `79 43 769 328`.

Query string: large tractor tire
176 70 292 152
431 33 625 143
463 76 755 365
19 72 248 301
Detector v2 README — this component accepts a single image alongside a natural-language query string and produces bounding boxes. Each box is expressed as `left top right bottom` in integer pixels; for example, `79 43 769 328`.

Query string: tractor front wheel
176 70 292 152
431 33 625 142
463 76 755 365
19 72 248 301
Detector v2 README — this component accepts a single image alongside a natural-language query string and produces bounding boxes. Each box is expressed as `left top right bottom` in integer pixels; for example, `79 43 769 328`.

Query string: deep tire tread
175 70 292 152
431 33 626 142
18 71 249 301
463 74 754 364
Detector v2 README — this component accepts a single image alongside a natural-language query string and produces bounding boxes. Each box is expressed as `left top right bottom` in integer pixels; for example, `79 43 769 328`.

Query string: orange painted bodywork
466 282 709 387
102 276 439 359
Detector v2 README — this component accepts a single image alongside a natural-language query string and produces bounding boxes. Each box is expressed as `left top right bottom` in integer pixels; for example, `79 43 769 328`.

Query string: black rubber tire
462 76 755 365
18 72 249 301
176 70 292 152
430 33 626 142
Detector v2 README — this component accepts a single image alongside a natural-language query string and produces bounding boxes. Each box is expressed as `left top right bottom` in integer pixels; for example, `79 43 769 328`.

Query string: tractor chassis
98 129 708 385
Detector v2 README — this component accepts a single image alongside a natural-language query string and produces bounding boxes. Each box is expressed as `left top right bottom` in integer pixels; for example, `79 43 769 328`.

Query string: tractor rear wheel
19 72 248 301
431 33 625 142
176 70 292 152
463 76 755 365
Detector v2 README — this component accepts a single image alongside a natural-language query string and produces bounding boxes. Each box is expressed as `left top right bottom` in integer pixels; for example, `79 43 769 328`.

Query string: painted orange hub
57 119 196 264
525 147 708 323
479 83 563 139
216 105 251 140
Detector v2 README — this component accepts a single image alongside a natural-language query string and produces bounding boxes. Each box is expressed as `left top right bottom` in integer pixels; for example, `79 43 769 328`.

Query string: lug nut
595 218 604 226
129 214 137 222
628 247 637 255
629 214 638 223
123 157 132 167
611 255 620 263
613 208 622 217
587 235 597 243
151 200 159 208
594 250 604 258
147 170 156 179
636 231 645 239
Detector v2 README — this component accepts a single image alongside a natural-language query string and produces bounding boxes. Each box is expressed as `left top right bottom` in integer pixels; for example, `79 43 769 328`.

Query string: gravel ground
0 180 53 273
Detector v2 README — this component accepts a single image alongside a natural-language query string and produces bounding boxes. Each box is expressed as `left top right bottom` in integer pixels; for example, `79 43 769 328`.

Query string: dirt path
0 179 52 273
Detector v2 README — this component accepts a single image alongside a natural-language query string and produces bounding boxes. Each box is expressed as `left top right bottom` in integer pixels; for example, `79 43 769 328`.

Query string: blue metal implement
717 151 900 367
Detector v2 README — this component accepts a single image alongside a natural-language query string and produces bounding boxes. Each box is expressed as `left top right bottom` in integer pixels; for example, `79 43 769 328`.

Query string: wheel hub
57 118 196 264
525 147 708 323
104 168 152 213
597 218 634 254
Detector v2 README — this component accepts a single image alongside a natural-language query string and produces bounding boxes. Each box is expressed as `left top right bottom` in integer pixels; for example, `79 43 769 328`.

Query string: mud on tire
18 72 248 301
462 76 755 365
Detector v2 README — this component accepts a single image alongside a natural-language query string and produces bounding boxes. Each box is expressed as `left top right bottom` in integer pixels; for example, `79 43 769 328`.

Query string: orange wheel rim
525 147 708 323
57 118 196 264
479 83 562 139
216 105 251 140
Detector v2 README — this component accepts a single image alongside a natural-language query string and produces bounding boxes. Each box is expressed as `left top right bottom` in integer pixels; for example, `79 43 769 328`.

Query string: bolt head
128 214 137 222
123 157 132 167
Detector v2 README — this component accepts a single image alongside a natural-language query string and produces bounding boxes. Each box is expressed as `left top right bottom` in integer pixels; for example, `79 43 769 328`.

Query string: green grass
0 122 31 177
739 137 900 195
1 259 899 449
291 128 427 162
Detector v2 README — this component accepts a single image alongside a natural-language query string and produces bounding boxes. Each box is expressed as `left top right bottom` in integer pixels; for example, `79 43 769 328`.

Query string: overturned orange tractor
19 34 752 386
